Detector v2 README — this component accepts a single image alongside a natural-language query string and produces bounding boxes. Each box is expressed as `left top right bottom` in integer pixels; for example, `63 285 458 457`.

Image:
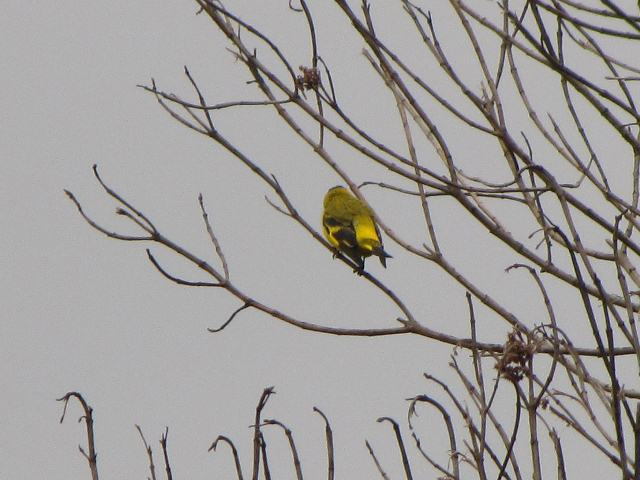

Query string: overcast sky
3 1 632 479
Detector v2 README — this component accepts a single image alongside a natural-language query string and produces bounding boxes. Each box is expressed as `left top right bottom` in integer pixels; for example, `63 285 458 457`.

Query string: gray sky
3 1 631 479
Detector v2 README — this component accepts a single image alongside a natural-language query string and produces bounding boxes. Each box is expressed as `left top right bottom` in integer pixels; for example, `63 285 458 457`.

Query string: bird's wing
323 215 358 249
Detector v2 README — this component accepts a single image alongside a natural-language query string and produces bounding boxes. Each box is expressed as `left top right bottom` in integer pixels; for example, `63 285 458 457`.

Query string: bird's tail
375 248 392 268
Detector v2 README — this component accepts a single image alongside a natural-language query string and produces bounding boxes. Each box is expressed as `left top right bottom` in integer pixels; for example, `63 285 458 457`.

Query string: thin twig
135 425 157 480
57 392 99 480
365 440 391 480
313 407 335 480
208 435 245 480
377 417 413 480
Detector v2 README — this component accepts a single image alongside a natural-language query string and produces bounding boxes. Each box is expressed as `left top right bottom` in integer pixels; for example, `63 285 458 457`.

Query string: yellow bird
322 186 391 270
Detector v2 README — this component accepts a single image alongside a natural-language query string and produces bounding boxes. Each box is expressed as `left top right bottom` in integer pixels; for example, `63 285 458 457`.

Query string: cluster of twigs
63 1 640 479
58 388 336 480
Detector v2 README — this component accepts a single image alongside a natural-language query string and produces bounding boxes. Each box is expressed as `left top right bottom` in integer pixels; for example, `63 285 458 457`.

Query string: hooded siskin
322 186 391 270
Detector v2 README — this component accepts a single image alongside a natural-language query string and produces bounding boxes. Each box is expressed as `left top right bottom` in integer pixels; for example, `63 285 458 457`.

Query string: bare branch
160 428 173 480
57 392 99 480
135 425 157 480
262 419 303 480
198 194 230 281
251 387 275 480
408 395 460 480
313 407 335 480
208 435 244 480
365 440 391 480
377 417 413 480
